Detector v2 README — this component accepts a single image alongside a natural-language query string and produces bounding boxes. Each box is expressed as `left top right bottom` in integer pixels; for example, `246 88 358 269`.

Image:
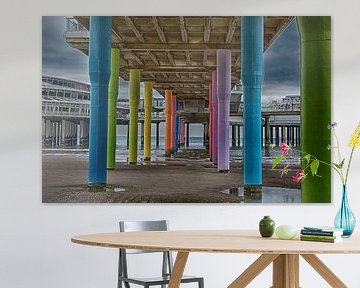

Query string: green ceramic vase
259 216 275 238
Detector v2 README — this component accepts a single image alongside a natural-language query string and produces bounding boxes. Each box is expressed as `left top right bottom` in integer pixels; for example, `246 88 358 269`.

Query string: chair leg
199 278 204 288
118 250 123 288
161 252 168 288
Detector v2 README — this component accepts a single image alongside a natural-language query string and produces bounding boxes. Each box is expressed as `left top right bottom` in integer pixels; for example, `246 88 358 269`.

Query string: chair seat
119 275 203 286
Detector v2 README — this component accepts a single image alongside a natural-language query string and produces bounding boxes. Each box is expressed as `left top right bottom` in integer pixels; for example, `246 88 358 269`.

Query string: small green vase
259 216 275 238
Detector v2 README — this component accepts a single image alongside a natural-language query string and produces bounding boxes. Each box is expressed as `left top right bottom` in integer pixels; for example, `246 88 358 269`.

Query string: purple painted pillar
216 50 231 172
211 70 218 165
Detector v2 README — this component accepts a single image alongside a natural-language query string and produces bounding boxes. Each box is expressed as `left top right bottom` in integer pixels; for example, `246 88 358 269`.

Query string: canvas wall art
42 16 331 203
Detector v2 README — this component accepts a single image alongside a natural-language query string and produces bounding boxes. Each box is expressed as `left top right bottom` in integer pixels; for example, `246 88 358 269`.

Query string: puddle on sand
87 185 126 193
220 186 301 203
222 187 242 197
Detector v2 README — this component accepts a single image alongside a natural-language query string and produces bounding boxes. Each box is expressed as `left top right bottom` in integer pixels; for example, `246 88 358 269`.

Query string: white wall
1 1 360 287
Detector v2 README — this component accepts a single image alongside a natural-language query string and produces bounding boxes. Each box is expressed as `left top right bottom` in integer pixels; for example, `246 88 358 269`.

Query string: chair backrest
119 220 169 254
120 220 168 232
118 220 173 282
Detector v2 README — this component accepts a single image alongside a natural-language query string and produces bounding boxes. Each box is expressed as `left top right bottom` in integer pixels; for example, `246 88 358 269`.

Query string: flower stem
297 150 344 183
334 129 342 163
333 129 345 181
345 145 356 185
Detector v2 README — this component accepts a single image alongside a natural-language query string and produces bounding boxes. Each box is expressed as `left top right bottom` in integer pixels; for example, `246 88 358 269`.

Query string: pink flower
279 143 289 156
293 170 306 183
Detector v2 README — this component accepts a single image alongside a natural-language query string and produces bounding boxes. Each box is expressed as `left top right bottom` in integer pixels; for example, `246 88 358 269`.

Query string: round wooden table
72 230 360 288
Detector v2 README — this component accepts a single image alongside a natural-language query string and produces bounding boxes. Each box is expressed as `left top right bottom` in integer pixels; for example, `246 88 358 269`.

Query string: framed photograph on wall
42 16 331 203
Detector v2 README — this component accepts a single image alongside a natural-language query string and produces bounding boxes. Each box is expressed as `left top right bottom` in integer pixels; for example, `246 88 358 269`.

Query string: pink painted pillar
208 83 213 158
217 50 231 172
211 70 218 165
170 94 177 153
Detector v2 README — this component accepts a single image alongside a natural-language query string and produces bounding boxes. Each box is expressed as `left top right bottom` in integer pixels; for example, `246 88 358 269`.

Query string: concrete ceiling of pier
67 16 294 101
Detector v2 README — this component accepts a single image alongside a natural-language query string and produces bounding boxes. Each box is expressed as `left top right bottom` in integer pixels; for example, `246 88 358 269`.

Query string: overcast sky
42 16 300 102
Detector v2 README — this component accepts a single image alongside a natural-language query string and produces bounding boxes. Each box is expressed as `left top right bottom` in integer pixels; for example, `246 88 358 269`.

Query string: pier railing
261 105 300 112
42 86 300 125
43 98 299 122
42 99 166 121
65 17 87 32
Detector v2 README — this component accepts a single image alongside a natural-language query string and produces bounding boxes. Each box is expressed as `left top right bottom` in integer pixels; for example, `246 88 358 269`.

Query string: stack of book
300 226 344 243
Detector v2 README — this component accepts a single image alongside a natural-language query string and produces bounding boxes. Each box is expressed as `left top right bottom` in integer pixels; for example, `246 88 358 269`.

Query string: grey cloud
263 20 300 91
42 16 89 83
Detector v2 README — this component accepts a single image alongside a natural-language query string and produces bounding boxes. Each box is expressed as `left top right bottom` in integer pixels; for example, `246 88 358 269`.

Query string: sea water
43 135 300 165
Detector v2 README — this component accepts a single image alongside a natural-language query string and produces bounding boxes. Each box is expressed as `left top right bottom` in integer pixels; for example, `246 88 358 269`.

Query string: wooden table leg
301 254 347 288
272 254 299 288
168 252 189 288
228 254 279 288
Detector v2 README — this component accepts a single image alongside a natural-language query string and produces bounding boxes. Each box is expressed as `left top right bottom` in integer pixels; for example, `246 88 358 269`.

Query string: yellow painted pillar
144 81 153 161
128 69 141 164
165 90 172 157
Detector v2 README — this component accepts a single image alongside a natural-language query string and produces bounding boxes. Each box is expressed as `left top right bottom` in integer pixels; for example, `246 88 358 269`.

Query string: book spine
301 230 336 236
300 237 337 243
300 234 337 240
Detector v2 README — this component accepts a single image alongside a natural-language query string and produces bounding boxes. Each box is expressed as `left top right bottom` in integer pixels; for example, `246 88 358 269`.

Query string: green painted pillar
297 16 331 203
107 48 120 169
128 69 141 164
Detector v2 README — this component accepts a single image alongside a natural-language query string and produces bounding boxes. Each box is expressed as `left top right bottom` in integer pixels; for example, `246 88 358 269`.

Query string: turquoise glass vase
334 185 356 237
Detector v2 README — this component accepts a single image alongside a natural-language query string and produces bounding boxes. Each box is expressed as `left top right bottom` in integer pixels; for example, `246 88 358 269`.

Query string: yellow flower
349 122 360 148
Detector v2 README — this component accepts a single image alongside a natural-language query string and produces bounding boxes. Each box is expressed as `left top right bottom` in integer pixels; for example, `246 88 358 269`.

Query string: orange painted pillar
208 83 213 158
171 93 177 153
165 90 172 157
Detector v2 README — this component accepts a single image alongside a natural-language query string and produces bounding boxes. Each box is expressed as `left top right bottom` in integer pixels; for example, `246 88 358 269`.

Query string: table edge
71 236 360 255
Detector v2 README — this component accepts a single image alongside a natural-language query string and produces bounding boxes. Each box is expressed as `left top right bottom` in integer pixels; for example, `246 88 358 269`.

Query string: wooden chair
118 220 204 288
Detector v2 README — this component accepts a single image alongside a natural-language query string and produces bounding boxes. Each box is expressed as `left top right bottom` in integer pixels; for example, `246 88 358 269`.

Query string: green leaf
272 154 284 169
339 158 345 169
281 165 289 177
304 154 311 164
310 160 319 176
334 159 344 169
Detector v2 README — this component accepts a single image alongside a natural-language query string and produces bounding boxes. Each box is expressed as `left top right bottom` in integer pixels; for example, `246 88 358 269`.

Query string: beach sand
42 151 300 203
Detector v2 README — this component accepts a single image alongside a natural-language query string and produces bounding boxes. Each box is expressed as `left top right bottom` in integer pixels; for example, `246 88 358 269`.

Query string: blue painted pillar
88 16 112 185
241 16 264 193
175 100 180 152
